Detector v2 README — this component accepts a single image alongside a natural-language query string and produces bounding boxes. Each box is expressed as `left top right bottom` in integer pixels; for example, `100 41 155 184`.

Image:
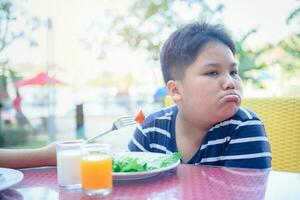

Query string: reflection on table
1 164 300 200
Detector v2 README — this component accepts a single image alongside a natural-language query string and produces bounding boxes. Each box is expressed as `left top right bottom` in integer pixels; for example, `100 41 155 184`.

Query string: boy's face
170 42 243 127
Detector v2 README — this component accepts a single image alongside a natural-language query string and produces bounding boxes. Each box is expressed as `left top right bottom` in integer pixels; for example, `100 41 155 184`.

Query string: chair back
243 98 300 172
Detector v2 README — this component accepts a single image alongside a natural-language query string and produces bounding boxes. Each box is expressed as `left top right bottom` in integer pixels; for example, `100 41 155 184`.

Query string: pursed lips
221 92 241 102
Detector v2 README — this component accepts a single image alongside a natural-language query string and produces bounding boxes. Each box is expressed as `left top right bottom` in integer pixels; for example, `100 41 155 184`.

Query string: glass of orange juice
81 143 112 196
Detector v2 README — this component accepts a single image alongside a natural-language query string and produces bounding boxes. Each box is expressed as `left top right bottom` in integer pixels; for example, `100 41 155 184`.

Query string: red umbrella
14 72 63 87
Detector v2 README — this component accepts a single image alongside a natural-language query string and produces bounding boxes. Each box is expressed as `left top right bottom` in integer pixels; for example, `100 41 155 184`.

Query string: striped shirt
128 105 272 169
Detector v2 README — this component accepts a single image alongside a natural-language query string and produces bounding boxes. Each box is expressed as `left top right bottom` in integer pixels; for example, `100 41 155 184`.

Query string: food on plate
113 152 181 173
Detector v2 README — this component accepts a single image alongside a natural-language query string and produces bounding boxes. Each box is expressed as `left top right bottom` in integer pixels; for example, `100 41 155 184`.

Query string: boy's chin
218 106 239 121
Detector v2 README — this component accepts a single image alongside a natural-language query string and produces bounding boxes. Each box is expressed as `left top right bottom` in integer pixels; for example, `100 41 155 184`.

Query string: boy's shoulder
233 106 260 121
143 105 178 125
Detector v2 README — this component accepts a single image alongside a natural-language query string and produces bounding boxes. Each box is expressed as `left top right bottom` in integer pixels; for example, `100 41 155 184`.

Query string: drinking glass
56 139 84 189
81 143 113 196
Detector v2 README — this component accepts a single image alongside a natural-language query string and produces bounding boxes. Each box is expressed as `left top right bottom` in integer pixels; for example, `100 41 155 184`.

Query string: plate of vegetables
112 152 181 181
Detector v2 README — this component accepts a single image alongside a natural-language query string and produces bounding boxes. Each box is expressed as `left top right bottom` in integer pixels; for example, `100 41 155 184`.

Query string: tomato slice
135 110 145 124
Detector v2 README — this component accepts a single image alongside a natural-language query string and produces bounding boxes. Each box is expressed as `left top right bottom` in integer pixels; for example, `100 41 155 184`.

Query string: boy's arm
223 120 272 169
0 143 57 169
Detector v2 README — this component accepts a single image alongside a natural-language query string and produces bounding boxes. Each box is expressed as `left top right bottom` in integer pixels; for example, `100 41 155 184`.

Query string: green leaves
112 152 181 173
110 0 225 61
158 152 181 168
286 7 300 24
113 157 148 172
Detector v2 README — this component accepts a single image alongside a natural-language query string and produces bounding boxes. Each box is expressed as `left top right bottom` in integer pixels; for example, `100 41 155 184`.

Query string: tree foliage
276 34 300 79
283 4 300 62
0 0 39 52
110 0 224 61
0 0 40 102
87 0 299 90
235 29 270 87
286 6 300 25
106 0 271 87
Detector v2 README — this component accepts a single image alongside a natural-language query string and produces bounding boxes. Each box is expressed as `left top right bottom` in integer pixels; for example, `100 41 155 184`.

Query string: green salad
113 152 181 173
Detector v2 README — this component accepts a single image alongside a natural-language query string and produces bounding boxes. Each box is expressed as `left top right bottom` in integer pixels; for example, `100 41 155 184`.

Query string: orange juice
81 155 113 190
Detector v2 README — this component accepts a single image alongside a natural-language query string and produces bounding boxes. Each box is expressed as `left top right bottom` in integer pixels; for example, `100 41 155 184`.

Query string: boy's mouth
221 93 241 103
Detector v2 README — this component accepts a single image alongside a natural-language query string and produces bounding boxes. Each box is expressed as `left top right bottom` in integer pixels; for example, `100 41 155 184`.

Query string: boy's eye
230 70 238 76
207 71 218 77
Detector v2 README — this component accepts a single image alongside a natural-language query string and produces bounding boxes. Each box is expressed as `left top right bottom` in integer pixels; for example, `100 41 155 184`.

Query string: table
1 164 300 200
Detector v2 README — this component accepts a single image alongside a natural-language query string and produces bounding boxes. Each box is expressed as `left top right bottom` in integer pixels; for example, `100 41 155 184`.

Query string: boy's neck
176 111 211 138
175 112 210 163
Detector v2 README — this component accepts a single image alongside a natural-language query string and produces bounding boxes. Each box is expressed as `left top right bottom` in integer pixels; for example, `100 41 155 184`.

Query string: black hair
160 22 236 84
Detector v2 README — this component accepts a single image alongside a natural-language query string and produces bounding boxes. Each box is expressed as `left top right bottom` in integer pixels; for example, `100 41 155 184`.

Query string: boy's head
160 22 242 126
160 22 236 84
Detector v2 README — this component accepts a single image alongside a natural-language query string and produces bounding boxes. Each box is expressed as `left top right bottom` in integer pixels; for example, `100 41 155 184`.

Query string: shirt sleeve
223 119 272 169
127 125 151 152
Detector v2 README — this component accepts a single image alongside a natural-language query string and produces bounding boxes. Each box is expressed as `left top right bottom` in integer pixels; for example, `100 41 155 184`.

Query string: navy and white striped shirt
128 105 271 169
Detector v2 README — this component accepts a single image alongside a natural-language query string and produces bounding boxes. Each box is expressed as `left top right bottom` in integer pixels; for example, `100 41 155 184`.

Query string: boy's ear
166 80 182 102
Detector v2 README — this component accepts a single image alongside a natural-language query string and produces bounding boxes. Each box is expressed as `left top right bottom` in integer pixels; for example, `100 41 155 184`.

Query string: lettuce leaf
158 152 181 168
113 152 181 173
113 157 147 172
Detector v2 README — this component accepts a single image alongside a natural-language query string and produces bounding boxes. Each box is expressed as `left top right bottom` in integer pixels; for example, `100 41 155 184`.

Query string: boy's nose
222 74 235 90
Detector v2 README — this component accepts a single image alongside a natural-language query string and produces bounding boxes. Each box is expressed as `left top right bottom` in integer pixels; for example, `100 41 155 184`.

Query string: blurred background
0 0 299 150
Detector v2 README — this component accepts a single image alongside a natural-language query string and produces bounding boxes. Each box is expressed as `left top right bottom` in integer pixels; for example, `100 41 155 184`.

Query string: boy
128 22 271 169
